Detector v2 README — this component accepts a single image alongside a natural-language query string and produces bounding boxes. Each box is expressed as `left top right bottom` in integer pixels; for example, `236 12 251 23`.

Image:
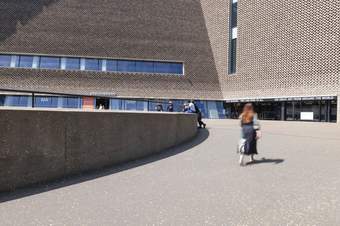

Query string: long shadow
0 0 60 42
246 157 284 166
0 129 209 203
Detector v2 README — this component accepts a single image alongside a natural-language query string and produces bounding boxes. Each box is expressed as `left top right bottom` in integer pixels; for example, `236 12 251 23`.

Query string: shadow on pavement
246 158 285 166
0 129 210 203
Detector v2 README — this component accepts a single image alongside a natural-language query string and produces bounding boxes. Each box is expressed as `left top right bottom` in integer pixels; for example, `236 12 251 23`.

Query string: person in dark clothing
238 103 261 166
183 102 189 113
192 101 206 129
155 103 163 112
167 101 174 112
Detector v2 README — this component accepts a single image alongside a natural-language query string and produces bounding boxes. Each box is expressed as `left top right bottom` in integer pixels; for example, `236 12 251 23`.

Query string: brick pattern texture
0 0 339 100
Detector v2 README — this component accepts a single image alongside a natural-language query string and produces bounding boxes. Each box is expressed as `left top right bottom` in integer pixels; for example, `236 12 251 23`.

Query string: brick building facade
0 0 339 122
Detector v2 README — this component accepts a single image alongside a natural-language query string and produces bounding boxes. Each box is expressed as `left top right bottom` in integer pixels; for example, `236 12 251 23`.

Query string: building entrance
225 96 337 123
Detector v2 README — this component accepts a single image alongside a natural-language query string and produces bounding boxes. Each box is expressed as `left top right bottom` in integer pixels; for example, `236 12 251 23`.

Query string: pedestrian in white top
188 101 196 113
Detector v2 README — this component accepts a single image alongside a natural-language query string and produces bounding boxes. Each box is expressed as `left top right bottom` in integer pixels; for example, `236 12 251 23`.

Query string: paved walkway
1 120 340 225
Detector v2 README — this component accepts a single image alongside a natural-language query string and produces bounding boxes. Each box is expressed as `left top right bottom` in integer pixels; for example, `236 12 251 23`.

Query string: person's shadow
246 157 284 166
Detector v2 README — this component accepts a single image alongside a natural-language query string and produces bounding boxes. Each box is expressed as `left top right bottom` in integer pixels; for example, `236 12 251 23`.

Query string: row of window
0 96 82 108
0 54 184 75
103 99 225 119
0 95 226 119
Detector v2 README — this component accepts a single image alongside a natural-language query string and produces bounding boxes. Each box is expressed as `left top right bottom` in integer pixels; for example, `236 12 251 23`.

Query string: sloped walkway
0 120 339 225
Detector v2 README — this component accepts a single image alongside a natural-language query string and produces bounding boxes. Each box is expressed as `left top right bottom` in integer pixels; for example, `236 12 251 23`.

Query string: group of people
155 100 206 129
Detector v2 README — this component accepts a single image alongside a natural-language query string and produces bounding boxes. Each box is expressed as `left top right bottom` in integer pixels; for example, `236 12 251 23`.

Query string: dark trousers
197 113 206 127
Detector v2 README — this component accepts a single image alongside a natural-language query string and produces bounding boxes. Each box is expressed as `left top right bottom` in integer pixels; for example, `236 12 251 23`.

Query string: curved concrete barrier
0 109 197 192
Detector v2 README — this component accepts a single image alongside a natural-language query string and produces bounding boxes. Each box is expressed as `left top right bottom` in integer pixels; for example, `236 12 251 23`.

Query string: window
39 56 60 69
62 97 82 108
136 101 148 111
0 55 11 67
117 60 136 72
0 95 5 106
124 100 137 111
34 96 58 108
110 99 122 110
229 0 238 74
106 60 118 72
136 61 154 73
0 53 183 75
5 96 31 107
231 1 238 28
207 101 226 119
169 63 183 74
154 62 171 74
85 58 102 71
65 58 81 70
18 56 34 68
230 39 237 74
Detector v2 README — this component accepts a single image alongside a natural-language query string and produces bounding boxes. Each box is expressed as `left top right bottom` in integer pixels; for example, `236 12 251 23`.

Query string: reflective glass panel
106 60 118 72
39 56 60 69
62 97 82 108
0 95 5 106
110 99 122 110
169 63 183 74
195 100 209 118
124 100 137 111
135 61 154 73
136 101 148 111
34 96 58 108
154 62 171 74
0 55 11 67
207 101 225 119
65 58 80 70
85 58 101 71
117 60 136 72
18 56 34 68
5 96 31 107
172 100 186 112
231 2 238 28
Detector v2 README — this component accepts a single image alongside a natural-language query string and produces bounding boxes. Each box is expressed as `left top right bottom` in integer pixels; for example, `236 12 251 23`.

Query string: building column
281 102 285 121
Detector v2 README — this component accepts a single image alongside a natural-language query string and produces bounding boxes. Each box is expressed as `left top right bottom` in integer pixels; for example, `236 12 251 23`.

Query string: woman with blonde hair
238 103 261 166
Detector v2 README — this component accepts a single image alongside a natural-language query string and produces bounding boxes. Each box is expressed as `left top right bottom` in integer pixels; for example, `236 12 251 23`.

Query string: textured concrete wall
0 109 197 192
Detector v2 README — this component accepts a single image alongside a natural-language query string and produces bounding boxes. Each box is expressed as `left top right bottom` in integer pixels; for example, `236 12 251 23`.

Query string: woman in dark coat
239 103 261 166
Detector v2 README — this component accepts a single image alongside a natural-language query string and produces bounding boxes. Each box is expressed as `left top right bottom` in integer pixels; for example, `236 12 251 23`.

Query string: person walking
193 101 206 128
155 103 163 112
183 102 190 113
238 103 261 166
167 101 174 112
188 100 196 113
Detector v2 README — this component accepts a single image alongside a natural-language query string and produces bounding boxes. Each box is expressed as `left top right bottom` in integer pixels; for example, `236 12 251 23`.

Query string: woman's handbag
253 114 262 139
237 138 246 154
256 130 262 140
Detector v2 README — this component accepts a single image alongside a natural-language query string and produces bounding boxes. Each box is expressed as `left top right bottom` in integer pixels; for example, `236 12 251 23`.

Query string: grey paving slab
0 120 339 226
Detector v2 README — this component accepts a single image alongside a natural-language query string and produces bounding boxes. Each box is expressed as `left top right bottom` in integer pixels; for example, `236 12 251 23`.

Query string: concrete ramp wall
0 109 197 192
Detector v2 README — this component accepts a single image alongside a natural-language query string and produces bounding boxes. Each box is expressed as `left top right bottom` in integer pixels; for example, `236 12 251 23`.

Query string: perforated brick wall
0 0 339 101
213 0 340 99
0 0 222 100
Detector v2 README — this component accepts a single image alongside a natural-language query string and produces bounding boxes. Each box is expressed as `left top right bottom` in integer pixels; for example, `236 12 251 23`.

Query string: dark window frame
228 0 238 75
